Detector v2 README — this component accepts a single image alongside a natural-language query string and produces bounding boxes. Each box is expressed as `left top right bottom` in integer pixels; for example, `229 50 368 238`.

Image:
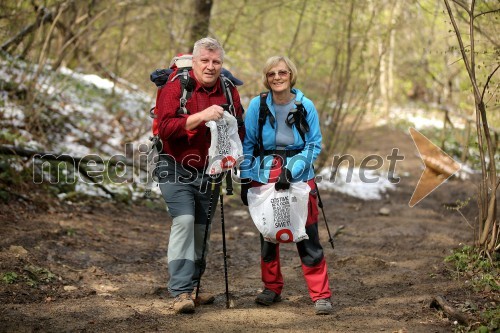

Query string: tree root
430 295 471 325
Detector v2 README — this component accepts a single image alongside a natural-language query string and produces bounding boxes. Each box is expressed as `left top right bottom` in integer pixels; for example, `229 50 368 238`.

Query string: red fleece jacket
156 71 244 170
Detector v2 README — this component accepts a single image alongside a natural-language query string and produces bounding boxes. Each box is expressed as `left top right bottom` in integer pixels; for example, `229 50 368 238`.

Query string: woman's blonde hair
262 56 298 90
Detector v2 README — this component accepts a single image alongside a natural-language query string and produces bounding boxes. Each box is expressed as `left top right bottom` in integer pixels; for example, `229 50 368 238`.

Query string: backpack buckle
176 107 189 115
149 107 156 119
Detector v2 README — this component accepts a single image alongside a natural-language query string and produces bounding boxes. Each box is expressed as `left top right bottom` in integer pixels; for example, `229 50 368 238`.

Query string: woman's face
266 61 291 94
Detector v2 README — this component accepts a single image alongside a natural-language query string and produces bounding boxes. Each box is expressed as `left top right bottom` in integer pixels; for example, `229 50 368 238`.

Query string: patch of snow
317 166 396 200
376 105 469 131
75 182 112 198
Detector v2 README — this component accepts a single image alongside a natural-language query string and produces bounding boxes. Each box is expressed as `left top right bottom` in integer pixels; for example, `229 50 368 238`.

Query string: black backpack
254 92 310 163
148 54 243 137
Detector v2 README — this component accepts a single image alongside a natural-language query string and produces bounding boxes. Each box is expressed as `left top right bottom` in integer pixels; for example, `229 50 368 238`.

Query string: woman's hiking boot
255 289 281 306
314 298 333 315
172 293 195 314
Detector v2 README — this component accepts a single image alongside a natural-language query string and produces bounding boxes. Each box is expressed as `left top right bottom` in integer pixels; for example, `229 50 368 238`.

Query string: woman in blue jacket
240 56 333 315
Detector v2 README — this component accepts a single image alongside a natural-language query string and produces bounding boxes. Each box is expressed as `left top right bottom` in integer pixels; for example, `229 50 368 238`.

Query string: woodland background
0 1 499 332
1 0 498 157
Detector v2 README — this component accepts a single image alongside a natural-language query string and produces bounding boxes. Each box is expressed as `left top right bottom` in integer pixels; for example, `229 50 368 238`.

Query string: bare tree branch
287 0 307 56
455 8 500 48
475 8 500 19
451 0 470 13
470 0 476 81
481 64 500 102
221 0 248 50
0 7 54 52
54 7 109 66
443 0 481 100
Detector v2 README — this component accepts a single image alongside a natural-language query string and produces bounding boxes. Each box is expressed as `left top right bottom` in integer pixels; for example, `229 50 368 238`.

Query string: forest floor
0 125 497 332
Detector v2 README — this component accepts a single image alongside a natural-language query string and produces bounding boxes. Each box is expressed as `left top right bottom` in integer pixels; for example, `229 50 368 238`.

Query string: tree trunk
188 0 213 51
443 0 498 254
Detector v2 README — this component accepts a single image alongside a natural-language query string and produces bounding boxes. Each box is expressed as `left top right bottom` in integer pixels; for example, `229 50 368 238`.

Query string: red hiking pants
252 157 332 302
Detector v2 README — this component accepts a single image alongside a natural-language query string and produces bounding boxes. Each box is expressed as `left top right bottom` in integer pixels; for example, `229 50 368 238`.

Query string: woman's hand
240 178 251 206
275 169 292 191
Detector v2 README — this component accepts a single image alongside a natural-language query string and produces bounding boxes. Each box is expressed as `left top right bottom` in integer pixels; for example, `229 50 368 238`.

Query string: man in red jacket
155 37 244 314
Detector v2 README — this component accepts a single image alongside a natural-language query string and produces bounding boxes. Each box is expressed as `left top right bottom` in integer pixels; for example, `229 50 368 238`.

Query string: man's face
192 48 223 88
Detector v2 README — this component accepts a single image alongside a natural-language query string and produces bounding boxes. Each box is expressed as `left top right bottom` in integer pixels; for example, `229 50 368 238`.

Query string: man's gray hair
193 37 225 61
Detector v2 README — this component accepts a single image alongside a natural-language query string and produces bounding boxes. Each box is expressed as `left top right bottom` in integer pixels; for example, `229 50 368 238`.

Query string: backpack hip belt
254 149 302 158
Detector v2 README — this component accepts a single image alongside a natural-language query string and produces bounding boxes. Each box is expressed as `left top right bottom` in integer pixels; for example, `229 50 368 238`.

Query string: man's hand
186 105 224 130
275 169 292 191
202 105 224 121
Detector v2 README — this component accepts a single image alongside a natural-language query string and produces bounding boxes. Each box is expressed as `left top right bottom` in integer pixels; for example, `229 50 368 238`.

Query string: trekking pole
220 171 231 308
195 174 219 302
314 181 336 250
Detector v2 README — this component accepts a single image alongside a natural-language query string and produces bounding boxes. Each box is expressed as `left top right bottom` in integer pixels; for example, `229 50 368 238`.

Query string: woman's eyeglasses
266 70 290 79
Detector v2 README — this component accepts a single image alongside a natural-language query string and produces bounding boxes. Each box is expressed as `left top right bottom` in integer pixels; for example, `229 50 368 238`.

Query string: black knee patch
260 234 278 262
297 224 324 267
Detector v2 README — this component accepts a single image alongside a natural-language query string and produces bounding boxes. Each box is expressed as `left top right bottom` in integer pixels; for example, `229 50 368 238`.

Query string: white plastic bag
247 182 310 243
205 111 243 175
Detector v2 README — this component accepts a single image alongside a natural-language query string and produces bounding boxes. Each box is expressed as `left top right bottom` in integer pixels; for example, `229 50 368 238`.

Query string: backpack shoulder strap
220 76 235 116
171 68 195 115
258 92 275 129
292 101 309 143
256 92 276 162
220 76 246 129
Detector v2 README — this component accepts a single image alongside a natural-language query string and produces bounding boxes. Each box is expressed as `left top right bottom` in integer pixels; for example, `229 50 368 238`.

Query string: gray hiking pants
156 156 220 297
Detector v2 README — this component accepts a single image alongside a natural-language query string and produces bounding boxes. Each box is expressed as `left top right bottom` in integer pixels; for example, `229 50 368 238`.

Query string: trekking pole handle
225 171 233 195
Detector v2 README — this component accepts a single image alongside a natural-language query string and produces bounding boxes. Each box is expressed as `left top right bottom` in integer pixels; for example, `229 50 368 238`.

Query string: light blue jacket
240 88 322 183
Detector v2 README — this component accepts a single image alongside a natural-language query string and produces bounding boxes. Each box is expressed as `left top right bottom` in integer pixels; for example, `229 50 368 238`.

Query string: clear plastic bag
247 182 310 243
205 111 243 175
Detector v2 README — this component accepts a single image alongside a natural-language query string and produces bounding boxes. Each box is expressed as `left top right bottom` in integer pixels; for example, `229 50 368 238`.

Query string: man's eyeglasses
266 70 290 79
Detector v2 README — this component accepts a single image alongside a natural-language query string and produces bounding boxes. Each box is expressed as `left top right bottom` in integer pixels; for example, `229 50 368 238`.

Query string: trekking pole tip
227 298 236 308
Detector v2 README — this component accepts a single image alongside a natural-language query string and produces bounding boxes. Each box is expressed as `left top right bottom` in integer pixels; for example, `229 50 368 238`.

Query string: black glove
240 178 251 206
275 168 292 191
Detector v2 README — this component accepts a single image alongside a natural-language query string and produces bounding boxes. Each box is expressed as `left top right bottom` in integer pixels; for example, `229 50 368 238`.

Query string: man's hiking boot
192 289 215 306
172 293 195 314
255 289 281 306
314 298 333 315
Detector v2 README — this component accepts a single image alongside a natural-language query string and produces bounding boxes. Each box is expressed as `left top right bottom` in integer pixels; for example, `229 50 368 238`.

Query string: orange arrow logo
409 127 461 207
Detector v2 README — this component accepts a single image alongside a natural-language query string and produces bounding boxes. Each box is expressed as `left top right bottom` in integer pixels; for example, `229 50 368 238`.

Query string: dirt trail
0 126 478 332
